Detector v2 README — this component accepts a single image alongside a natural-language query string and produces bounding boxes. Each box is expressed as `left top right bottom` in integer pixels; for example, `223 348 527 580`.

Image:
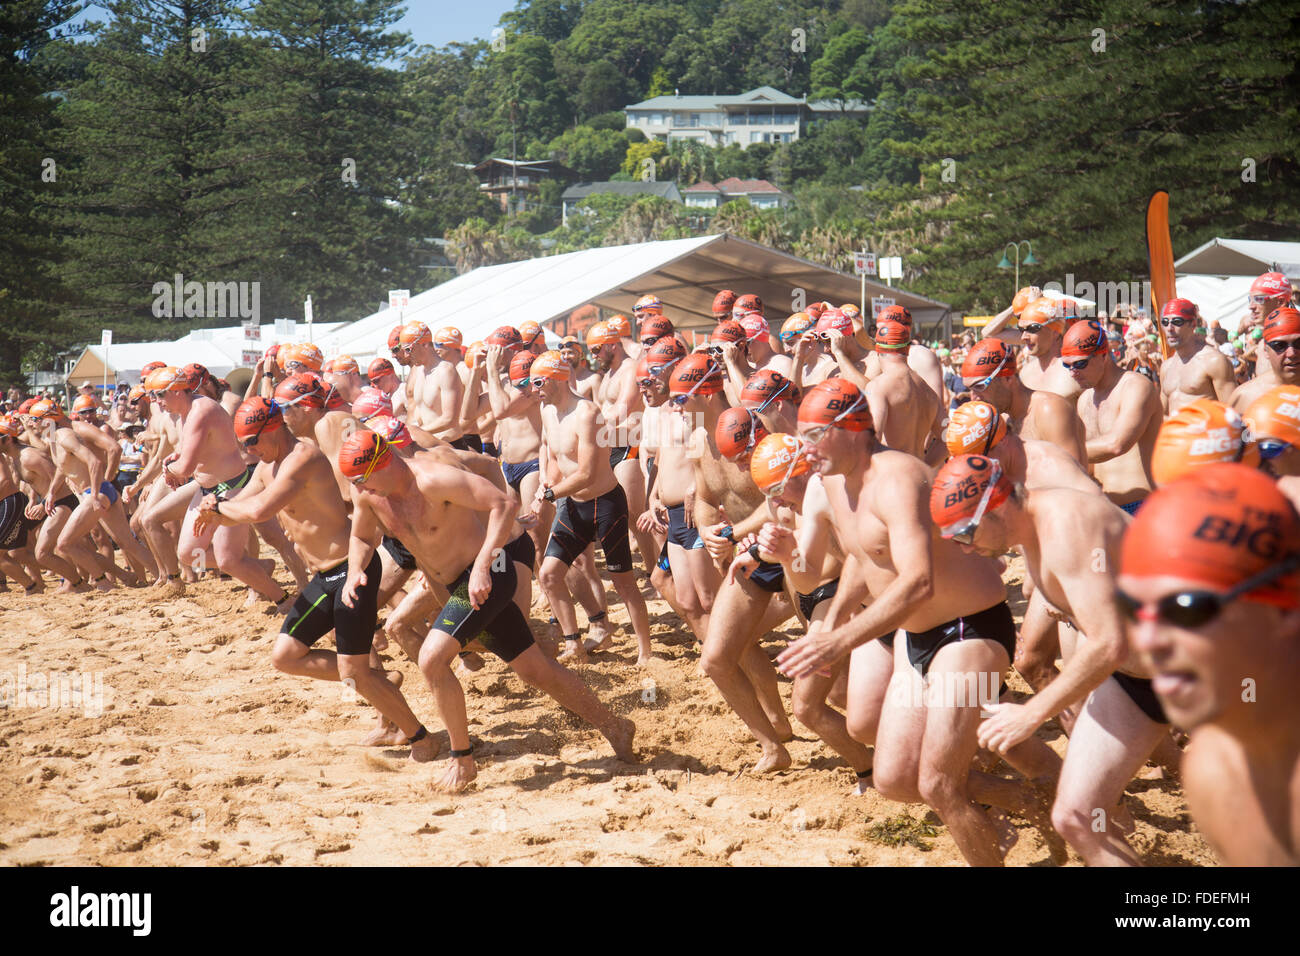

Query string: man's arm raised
1084 376 1156 463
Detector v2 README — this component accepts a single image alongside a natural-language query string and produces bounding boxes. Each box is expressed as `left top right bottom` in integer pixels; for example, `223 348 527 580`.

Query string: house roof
561 181 682 202
683 178 784 195
626 86 804 110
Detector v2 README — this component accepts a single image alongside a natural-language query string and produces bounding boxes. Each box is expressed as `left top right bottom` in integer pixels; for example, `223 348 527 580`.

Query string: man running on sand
777 380 1056 866
0 416 84 590
153 366 293 609
931 455 1162 865
1122 464 1300 865
528 351 652 664
962 338 1087 463
1066 320 1162 515
401 322 466 445
339 429 637 792
1157 298 1236 414
194 398 437 760
861 319 940 457
1231 307 1300 412
273 372 361 504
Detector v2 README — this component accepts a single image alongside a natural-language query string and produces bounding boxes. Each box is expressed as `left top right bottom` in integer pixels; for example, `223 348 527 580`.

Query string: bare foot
557 639 587 663
433 755 477 792
583 618 612 652
752 743 792 774
361 722 406 746
771 719 795 743
635 653 654 666
854 768 874 796
93 575 114 593
409 732 442 763
57 578 84 594
456 652 485 674
25 579 45 595
603 716 638 762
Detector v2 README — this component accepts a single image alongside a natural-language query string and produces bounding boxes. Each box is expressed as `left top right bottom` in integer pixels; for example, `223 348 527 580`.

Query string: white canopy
1170 275 1255 333
1175 237 1300 278
318 234 952 365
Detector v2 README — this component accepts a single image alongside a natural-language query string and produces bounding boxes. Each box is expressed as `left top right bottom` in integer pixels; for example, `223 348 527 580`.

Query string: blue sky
71 1 520 51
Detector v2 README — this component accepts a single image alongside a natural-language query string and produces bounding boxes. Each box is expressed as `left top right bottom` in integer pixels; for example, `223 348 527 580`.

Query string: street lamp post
997 241 1039 300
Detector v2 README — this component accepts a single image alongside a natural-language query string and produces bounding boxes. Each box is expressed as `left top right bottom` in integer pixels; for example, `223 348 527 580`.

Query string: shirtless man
1231 307 1300 413
931 455 1160 865
1122 464 1300 865
36 400 152 587
862 319 940 457
131 378 204 586
961 338 1087 463
153 366 292 607
560 337 598 399
1067 321 1162 515
750 433 875 790
1157 298 1236 414
994 297 1082 402
678 353 796 772
193 398 437 759
322 355 365 406
274 372 362 503
365 358 407 420
339 428 637 792
777 379 1061 866
778 312 814 358
0 417 83 590
0 417 49 592
402 322 465 445
529 351 652 664
588 321 657 578
861 306 947 418
1240 272 1295 384
788 317 840 392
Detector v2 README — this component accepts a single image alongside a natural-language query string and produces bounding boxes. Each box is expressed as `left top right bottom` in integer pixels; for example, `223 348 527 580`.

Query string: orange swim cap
1243 386 1300 448
145 366 193 394
1263 307 1300 341
1061 320 1108 358
668 353 724 397
351 386 392 422
128 385 149 406
399 322 431 348
486 326 522 349
841 303 862 320
279 343 323 372
633 294 663 315
368 414 411 449
387 326 403 350
781 313 813 340
715 406 768 461
273 372 329 410
323 355 359 376
741 368 796 409
709 320 747 345
961 339 1015 381
797 377 872 433
233 397 282 441
605 314 633 339
739 313 770 342
735 293 763 316
1011 287 1036 315
750 433 810 493
72 394 98 415
1120 463 1300 609
1251 272 1293 301
434 327 463 349
640 314 674 343
140 360 167 377
586 321 620 348
814 309 853 338
0 415 19 438
930 454 1012 535
338 429 394 482
29 399 66 421
1153 399 1251 486
1019 297 1064 332
646 335 687 366
366 357 396 380
878 304 912 327
874 319 910 350
518 320 542 344
531 350 571 382
509 350 536 385
946 401 1008 457
712 290 737 316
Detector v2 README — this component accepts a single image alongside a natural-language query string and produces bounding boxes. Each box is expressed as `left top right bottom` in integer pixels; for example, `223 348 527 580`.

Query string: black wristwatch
719 525 735 542
543 486 555 502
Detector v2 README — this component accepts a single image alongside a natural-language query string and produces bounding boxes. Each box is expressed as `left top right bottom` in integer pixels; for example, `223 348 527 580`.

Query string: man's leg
417 628 476 792
95 496 150 583
35 508 84 590
615 456 656 575
1050 677 1169 866
537 554 582 658
792 656 872 776
210 521 287 603
700 572 790 772
142 481 193 583
608 568 652 663
870 640 927 805
509 643 636 760
1016 589 1063 694
55 498 117 589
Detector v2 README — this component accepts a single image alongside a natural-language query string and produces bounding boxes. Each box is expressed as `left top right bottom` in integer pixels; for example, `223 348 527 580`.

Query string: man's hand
341 565 368 609
793 332 815 360
25 501 46 521
776 627 851 679
121 482 139 505
468 564 491 610
825 329 847 354
756 522 795 563
485 344 503 372
92 492 110 512
163 454 182 489
683 488 696 526
976 701 1042 755
515 511 538 530
728 550 757 584
42 494 56 517
701 521 734 562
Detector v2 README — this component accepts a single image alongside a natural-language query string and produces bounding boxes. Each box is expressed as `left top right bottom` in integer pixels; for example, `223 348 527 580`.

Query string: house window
690 113 700 127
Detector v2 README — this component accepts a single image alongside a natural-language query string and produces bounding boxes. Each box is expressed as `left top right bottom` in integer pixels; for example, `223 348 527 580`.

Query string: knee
538 562 567 593
791 692 825 730
1050 797 1096 846
697 588 715 615
699 644 732 681
270 639 299 673
417 638 456 678
872 761 916 804
917 765 965 811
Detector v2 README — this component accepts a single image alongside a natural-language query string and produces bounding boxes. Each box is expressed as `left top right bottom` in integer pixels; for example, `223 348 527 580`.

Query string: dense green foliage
1 0 1296 386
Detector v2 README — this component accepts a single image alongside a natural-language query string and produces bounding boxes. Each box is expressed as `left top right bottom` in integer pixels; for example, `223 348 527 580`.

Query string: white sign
871 297 895 318
275 318 297 337
304 296 313 324
241 350 261 367
100 330 112 347
388 289 410 310
242 318 260 341
854 252 877 277
880 256 903 281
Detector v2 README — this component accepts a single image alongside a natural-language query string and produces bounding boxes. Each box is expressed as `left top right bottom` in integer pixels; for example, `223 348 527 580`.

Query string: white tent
1175 237 1300 278
1169 275 1255 333
318 234 951 364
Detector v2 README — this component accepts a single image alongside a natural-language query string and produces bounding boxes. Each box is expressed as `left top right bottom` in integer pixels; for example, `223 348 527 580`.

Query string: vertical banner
1145 190 1175 359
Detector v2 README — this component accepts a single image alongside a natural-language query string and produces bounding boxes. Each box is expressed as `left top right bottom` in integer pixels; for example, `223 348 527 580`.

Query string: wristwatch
718 525 735 542
542 486 555 502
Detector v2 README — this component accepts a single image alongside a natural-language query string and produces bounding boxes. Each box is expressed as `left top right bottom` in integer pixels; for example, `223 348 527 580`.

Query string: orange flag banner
1146 190 1176 359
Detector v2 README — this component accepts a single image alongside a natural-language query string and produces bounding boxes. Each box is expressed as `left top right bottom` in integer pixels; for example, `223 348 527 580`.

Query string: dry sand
0 554 1214 867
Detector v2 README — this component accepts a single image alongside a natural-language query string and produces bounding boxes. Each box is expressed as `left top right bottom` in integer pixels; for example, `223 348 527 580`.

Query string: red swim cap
739 313 770 342
233 397 282 441
668 353 724 397
351 386 392 422
273 372 328 410
509 350 536 385
878 304 912 327
141 360 167 377
709 320 747 345
961 339 1015 380
338 429 394 482
741 368 796 409
323 355 359 376
750 433 810 492
640 314 674 343
486 326 522 349
715 406 768 461
874 319 910 350
712 290 737 316
531 350 571 382
735 293 763 316
930 454 1012 535
367 357 396 380
368 414 411 449
1250 272 1292 301
387 326 403 350
814 309 853 338
646 335 687 367
1061 320 1109 358
1263 307 1300 342
1120 463 1300 609
1160 298 1197 322
946 401 1008 457
797 377 872 432
586 321 619 348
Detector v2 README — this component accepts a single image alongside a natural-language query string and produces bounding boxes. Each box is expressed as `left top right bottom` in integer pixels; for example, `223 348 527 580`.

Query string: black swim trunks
904 601 1016 677
746 551 786 594
200 464 255 498
0 491 30 550
482 441 501 459
431 557 534 662
1111 671 1169 724
450 433 483 454
545 485 634 573
665 503 703 551
609 445 635 468
382 535 417 572
501 458 540 494
53 494 80 513
502 530 536 573
281 551 381 656
797 578 839 622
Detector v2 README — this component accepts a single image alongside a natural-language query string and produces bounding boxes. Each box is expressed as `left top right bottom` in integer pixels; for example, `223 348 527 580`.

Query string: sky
69 1 521 52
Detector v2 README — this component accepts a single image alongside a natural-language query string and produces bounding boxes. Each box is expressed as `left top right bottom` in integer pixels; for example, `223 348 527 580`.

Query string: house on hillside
624 86 870 149
682 177 791 210
560 181 683 225
471 158 574 214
